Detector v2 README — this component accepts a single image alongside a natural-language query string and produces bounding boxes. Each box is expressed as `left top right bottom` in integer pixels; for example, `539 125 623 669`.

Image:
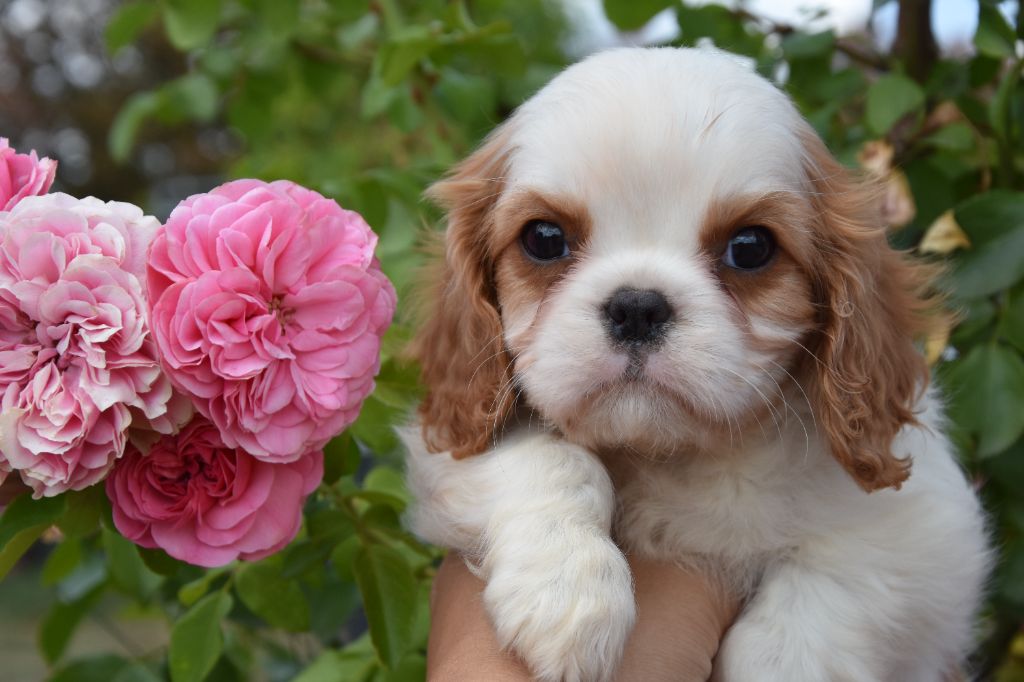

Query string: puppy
404 47 989 682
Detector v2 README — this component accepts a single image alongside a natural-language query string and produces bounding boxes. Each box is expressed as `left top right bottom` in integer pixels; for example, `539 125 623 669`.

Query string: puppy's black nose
604 288 672 344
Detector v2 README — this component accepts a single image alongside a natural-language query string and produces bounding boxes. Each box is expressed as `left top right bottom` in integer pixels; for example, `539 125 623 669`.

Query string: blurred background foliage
0 0 1023 680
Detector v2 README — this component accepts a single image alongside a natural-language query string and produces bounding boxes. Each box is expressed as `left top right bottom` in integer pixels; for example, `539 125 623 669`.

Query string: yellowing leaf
1011 630 1024 658
881 170 916 229
924 321 951 366
857 140 894 177
924 101 964 130
920 210 971 254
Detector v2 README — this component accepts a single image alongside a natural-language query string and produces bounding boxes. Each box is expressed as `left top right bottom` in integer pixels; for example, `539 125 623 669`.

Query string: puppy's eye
521 221 569 261
723 227 775 270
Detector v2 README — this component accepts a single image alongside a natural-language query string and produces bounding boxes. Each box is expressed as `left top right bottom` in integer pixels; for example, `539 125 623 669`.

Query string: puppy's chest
608 454 808 563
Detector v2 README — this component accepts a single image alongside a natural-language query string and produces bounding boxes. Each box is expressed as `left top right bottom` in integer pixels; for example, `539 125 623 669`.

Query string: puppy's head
413 47 937 492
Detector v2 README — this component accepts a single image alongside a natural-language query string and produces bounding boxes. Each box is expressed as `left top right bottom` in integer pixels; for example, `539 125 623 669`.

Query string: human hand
427 553 739 682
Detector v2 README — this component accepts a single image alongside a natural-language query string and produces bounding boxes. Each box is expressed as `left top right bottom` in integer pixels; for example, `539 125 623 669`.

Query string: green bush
2 0 1023 679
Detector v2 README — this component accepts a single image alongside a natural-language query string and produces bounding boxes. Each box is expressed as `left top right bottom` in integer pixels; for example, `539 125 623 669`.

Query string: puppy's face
415 48 937 492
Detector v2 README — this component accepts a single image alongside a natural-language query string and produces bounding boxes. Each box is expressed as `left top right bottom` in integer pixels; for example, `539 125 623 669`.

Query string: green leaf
102 528 162 601
988 59 1021 144
0 524 46 580
108 91 160 162
974 4 1016 58
377 26 436 87
985 440 1024 495
435 68 498 134
294 637 379 682
49 655 130 682
0 492 66 551
39 585 104 664
307 571 360 640
56 554 107 602
255 0 300 42
924 122 975 152
363 466 411 508
112 663 163 682
354 545 419 669
163 73 219 123
235 559 311 631
328 0 372 24
943 344 1024 457
350 395 400 453
138 547 187 576
781 30 835 61
57 486 106 538
42 539 83 586
996 537 1024 606
603 0 673 30
169 591 233 682
162 0 223 51
952 191 1024 298
675 4 763 54
349 489 407 512
292 649 378 682
280 538 340 580
178 564 232 607
865 74 925 135
1005 293 1024 353
105 2 158 54
375 653 427 682
324 433 362 484
361 73 399 119
331 535 362 583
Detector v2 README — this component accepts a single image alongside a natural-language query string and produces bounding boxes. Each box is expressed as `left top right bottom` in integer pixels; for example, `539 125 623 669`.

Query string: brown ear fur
802 130 943 492
410 129 515 457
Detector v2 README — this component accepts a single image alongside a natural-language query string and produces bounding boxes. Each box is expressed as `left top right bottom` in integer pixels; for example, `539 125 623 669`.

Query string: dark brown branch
892 0 938 83
728 7 889 72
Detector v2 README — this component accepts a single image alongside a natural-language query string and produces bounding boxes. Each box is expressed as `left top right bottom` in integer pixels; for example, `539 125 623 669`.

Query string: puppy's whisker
766 359 817 462
719 365 784 445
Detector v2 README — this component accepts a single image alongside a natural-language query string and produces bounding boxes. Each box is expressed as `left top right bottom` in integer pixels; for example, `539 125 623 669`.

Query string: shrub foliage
1 0 1023 679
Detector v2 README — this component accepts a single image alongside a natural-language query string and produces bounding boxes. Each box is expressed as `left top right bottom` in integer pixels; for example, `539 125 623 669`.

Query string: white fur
404 428 635 681
405 47 989 681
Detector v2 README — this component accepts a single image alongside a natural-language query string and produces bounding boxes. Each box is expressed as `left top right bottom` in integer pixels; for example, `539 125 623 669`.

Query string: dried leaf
924 101 963 130
881 170 916 229
924 321 951 366
919 209 971 254
857 139 894 177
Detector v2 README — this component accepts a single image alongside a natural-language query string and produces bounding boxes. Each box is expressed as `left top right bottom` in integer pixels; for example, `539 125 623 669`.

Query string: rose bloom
0 193 158 290
106 417 323 567
148 180 396 462
0 195 182 497
0 137 56 211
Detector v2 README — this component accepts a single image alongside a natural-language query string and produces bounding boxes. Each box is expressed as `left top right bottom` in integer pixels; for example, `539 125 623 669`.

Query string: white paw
714 619 873 682
484 536 636 682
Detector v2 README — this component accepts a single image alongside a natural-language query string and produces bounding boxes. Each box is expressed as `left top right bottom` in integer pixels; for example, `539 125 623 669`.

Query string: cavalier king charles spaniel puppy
403 47 990 681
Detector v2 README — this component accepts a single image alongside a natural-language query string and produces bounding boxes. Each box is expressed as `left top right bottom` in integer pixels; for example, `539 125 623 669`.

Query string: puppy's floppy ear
411 128 515 458
801 130 941 492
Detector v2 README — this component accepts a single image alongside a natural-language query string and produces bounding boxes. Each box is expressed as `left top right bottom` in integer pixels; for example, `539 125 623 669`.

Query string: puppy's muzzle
604 287 672 347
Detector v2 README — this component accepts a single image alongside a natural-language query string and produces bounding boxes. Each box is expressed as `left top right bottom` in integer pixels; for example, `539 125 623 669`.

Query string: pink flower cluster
147 180 396 461
107 417 322 567
0 141 395 567
0 138 56 210
0 173 181 496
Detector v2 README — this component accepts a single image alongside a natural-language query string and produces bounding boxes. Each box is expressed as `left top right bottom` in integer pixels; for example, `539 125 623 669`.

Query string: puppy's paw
714 619 868 682
484 537 635 682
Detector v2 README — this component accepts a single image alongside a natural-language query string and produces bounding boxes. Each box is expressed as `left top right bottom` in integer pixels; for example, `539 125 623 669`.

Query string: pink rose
0 196 184 497
0 138 56 211
0 193 158 291
1 361 130 497
148 179 396 462
106 417 323 567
